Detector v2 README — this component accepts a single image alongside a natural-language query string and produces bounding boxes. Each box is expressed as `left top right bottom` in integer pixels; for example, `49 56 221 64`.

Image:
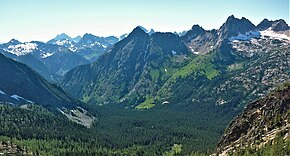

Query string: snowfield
41 52 54 58
260 30 290 42
7 43 38 56
229 31 261 41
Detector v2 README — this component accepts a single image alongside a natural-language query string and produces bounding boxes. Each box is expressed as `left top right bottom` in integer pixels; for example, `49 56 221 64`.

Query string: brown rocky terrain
216 84 290 155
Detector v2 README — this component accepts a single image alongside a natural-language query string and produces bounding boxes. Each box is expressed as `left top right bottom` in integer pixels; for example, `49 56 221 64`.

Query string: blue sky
0 0 289 42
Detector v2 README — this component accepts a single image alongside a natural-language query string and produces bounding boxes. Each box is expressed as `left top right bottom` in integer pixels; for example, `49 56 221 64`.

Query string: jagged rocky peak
127 26 149 39
191 24 205 32
54 33 71 40
219 15 257 39
257 18 273 30
8 39 22 45
82 33 97 40
272 19 289 31
257 18 289 31
181 24 206 42
77 33 99 45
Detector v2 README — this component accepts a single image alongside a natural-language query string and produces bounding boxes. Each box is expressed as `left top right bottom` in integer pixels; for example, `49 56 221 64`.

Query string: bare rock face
216 84 290 155
257 19 289 31
272 19 289 31
257 19 274 31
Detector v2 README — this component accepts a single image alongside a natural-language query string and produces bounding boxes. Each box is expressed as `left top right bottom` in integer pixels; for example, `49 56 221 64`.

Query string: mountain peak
261 18 270 22
127 26 148 38
272 19 289 31
219 15 256 39
8 39 21 45
54 33 71 40
181 24 205 42
226 15 236 22
257 18 273 30
191 24 205 32
83 33 96 38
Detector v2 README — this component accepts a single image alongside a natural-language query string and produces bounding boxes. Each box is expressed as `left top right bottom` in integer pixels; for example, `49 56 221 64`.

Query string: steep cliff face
216 84 290 155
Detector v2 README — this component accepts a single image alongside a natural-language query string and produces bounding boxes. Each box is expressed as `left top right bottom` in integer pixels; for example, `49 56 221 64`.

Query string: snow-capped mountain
46 33 120 62
6 42 38 56
0 40 89 82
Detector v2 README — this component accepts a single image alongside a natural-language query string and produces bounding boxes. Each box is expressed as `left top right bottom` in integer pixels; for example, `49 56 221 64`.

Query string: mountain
62 26 190 106
257 19 274 30
218 15 257 41
48 33 82 43
74 33 119 61
181 25 217 54
181 25 206 42
216 84 290 155
257 19 289 31
0 15 289 155
47 33 120 62
0 53 77 109
53 33 72 41
0 40 89 81
271 19 289 31
62 16 290 110
47 33 78 48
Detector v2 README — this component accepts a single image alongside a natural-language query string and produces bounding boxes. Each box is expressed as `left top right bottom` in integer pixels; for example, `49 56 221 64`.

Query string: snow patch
188 46 200 54
69 47 78 52
0 90 6 95
10 95 25 101
55 39 74 47
26 100 34 104
260 30 290 42
7 43 38 56
41 53 54 58
172 50 177 55
229 31 261 41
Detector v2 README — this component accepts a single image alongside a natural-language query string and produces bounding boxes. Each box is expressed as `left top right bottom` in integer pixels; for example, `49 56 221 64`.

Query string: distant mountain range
0 27 157 82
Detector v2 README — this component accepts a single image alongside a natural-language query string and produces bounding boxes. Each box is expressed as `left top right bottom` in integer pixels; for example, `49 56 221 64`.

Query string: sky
0 0 289 42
